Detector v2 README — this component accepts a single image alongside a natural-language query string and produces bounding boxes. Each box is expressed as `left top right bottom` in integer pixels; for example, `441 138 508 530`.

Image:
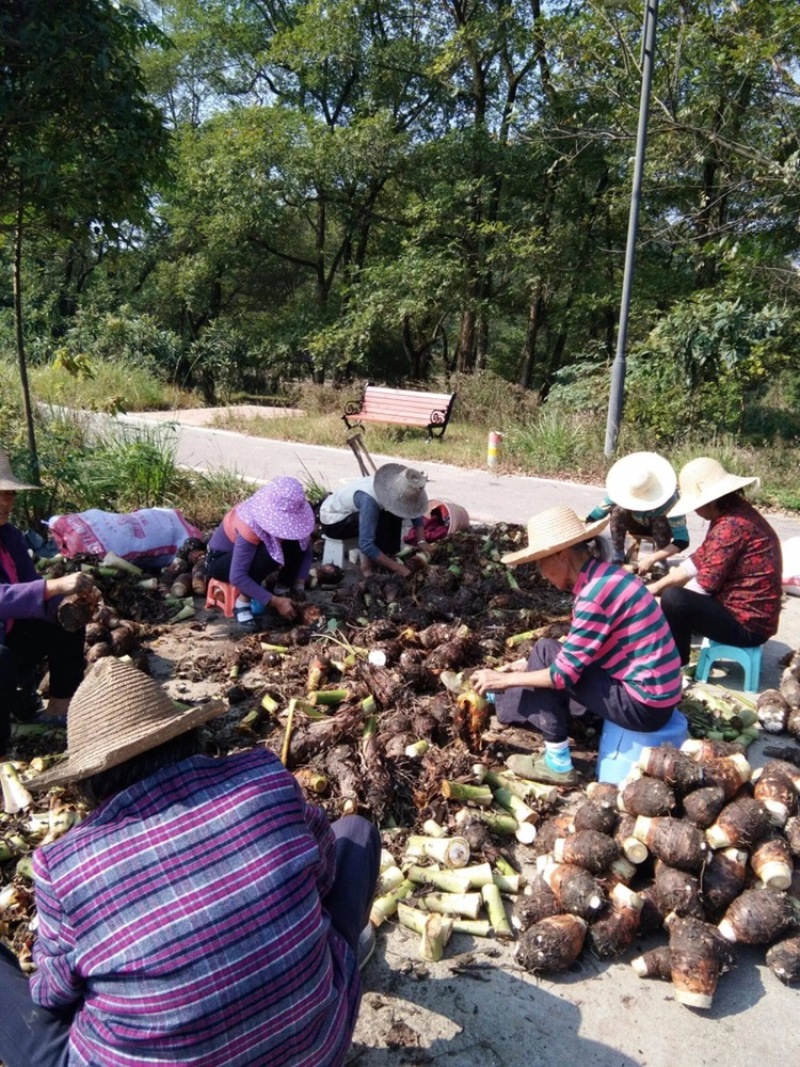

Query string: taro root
587 883 643 958
57 583 101 632
766 936 800 985
417 622 457 650
633 816 708 871
542 861 606 920
705 796 771 850
750 834 794 890
631 945 673 981
613 813 649 864
757 689 791 734
572 799 617 836
681 785 726 829
698 753 752 799
85 622 112 647
585 782 620 804
638 745 704 794
169 572 192 599
779 670 800 710
667 915 734 1010
85 642 112 664
700 848 748 919
681 738 744 762
637 885 665 936
718 888 796 945
191 560 208 597
785 816 800 857
551 829 620 875
109 622 138 656
619 777 676 818
788 707 800 741
532 813 575 856
654 861 703 919
515 914 587 975
753 762 798 826
511 875 560 932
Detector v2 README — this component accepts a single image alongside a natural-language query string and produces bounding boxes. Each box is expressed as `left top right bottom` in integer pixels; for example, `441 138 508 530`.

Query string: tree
0 0 169 478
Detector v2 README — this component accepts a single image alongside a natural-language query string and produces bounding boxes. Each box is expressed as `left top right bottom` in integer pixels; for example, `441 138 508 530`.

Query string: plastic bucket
427 498 471 534
597 709 689 785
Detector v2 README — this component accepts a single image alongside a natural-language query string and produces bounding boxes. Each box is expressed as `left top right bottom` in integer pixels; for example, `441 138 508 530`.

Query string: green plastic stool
694 638 763 693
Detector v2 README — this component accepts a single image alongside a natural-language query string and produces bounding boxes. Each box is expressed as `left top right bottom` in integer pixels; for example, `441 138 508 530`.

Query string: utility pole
604 0 660 456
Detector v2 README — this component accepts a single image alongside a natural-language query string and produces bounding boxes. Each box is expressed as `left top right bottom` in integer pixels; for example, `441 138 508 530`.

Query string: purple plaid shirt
31 748 360 1066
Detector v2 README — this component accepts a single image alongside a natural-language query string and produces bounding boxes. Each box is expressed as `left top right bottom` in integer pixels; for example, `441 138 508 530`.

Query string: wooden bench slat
342 385 456 439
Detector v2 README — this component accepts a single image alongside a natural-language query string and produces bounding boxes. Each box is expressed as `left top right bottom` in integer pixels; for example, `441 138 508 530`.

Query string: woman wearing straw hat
471 505 683 784
647 457 782 664
0 657 380 1067
0 450 95 754
319 463 430 577
206 475 316 631
586 451 690 574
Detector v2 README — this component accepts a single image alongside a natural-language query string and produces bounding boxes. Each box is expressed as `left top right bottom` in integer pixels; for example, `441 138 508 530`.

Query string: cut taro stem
405 835 471 869
440 782 494 806
418 892 483 919
1 763 33 815
280 699 297 767
370 880 414 926
481 884 514 940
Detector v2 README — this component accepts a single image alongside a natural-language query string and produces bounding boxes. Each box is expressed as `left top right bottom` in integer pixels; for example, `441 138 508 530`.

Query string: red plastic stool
205 579 239 618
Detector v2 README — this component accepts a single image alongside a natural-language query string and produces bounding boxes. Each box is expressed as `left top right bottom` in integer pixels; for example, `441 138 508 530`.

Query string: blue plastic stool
694 638 762 692
597 709 689 785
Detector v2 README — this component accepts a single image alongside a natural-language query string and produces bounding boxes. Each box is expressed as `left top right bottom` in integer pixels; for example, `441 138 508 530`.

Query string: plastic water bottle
485 692 496 704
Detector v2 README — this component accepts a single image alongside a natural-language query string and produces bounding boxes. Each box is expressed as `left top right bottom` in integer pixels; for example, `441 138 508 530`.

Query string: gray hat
373 463 429 519
0 450 37 491
29 658 225 790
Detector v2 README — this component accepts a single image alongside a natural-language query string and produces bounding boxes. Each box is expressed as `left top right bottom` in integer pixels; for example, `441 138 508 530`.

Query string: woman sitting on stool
647 457 782 665
206 476 315 631
471 506 683 785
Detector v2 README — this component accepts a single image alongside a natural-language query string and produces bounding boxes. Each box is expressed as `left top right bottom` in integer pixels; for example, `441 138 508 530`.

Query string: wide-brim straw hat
668 457 759 516
29 658 226 791
373 463 429 519
502 505 610 566
606 451 677 512
0 449 37 491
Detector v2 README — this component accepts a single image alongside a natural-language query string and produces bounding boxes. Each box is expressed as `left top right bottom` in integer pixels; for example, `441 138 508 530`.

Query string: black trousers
0 620 85 754
660 587 768 665
205 541 304 589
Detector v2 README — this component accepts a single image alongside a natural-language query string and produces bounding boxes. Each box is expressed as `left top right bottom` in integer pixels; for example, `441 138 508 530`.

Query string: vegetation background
2 1 800 521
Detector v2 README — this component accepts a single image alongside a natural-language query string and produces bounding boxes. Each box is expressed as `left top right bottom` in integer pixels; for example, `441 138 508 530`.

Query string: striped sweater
30 748 359 1066
550 557 682 709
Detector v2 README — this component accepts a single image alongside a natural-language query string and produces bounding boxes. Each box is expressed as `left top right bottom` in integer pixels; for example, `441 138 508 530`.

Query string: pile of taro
3 524 800 1002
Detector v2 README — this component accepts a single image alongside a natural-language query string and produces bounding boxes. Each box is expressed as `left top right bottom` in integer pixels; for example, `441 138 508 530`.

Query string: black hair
715 489 746 509
76 728 203 807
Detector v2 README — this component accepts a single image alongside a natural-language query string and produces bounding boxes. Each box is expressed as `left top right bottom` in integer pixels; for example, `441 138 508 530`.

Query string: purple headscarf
237 477 314 565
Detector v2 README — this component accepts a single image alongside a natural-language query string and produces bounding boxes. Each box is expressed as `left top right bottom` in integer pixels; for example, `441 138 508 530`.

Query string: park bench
342 384 457 440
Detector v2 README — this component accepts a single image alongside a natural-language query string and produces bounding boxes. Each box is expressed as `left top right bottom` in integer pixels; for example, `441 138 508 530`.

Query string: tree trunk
13 190 39 484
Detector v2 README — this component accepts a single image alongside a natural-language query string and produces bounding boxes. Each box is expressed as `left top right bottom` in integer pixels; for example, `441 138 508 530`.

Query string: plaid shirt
31 749 359 1067
690 495 782 638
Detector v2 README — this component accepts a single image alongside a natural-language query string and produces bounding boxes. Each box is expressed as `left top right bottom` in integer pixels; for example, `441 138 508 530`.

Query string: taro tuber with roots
572 799 617 836
700 848 748 919
57 582 101 632
631 945 673 981
551 829 620 875
542 861 606 920
619 777 676 818
587 883 643 958
750 835 794 891
766 935 800 985
698 754 752 800
756 689 791 734
681 738 745 762
515 914 587 975
705 796 771 850
785 816 800 858
718 887 796 945
667 914 735 1010
511 875 560 933
633 816 708 871
638 745 704 794
681 785 727 829
654 861 704 920
614 813 649 864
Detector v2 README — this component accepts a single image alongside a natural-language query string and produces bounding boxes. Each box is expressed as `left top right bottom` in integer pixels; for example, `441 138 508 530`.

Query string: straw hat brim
502 515 609 566
0 475 38 491
29 697 226 791
668 474 758 517
606 451 677 512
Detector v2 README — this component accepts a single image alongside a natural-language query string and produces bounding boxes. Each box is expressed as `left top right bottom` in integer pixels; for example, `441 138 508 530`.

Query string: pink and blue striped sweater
550 558 682 709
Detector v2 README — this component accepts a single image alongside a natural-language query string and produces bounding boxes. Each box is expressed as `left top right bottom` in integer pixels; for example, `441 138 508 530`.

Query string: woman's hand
270 595 297 620
44 571 95 600
471 667 514 695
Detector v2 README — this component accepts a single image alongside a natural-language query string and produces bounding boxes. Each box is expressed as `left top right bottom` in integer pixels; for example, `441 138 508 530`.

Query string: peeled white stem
1 763 33 815
405 834 471 869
